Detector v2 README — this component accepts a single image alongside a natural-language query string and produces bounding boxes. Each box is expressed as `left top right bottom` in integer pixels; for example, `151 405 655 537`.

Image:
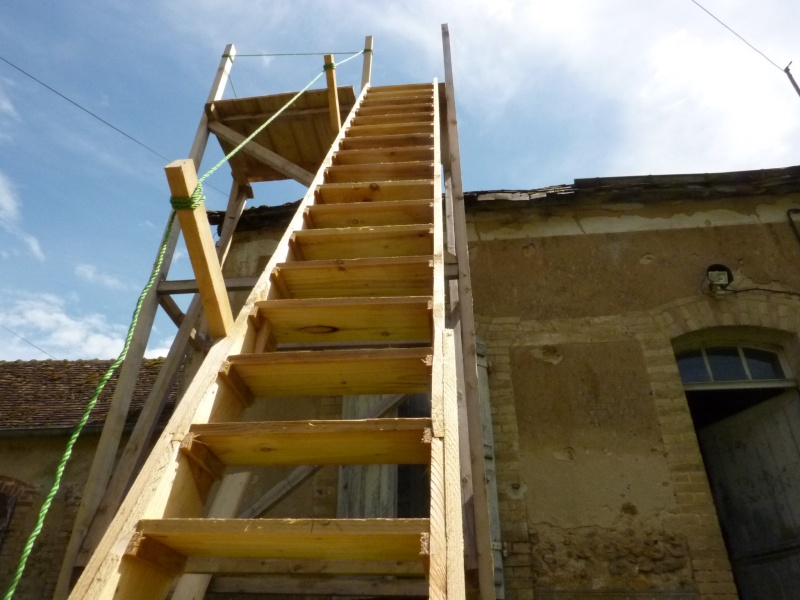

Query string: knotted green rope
4 48 364 599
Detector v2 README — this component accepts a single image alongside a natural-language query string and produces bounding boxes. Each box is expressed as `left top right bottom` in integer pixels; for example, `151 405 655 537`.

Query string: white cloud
0 171 44 261
75 263 129 290
0 290 127 360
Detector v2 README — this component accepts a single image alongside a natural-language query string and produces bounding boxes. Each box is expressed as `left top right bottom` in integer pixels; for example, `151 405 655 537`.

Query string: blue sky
1 0 799 360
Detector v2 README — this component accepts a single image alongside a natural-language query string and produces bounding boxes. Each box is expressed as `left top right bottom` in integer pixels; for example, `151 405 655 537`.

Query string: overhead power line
0 55 171 161
688 0 784 72
0 325 57 360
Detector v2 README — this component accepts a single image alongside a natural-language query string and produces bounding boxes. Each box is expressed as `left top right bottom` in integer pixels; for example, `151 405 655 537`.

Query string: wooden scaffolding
56 25 504 599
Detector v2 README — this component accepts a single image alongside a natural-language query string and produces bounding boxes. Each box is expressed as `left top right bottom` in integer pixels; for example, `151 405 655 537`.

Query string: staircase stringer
68 81 372 600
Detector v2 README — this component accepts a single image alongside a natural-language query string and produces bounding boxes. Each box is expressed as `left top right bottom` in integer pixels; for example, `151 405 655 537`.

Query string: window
676 345 790 389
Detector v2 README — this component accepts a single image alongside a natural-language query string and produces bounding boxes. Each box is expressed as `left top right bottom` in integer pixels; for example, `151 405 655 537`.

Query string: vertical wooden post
361 36 374 92
441 23 497 600
324 53 342 133
165 159 233 339
190 44 236 169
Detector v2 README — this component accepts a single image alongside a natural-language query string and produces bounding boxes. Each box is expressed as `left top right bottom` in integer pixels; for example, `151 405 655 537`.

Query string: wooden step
184 418 433 466
270 256 432 299
255 296 432 346
340 133 433 151
206 575 428 597
370 84 433 93
333 146 433 165
358 103 434 117
305 199 433 229
133 518 430 562
315 180 434 204
352 112 433 127
324 162 434 185
185 556 426 576
362 91 433 104
346 123 433 137
291 224 432 260
225 347 432 396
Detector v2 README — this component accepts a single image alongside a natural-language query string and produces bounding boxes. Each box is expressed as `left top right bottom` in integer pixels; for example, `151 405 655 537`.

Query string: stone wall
470 194 800 600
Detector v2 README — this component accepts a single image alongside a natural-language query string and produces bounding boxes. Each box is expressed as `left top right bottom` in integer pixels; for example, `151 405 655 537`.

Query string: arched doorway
675 342 800 598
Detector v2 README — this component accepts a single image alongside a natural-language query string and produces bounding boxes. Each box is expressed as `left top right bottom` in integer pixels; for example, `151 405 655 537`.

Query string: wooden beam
189 44 236 169
157 294 185 328
158 276 258 295
186 557 424 575
207 121 314 186
165 159 233 339
442 23 496 600
324 54 342 133
361 35 374 92
208 575 428 597
76 183 249 568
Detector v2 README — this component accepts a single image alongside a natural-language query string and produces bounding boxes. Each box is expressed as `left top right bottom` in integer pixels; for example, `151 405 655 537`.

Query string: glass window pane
744 347 785 380
676 350 710 383
706 347 748 381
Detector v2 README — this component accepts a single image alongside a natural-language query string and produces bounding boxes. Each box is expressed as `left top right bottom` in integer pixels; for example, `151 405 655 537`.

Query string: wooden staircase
69 82 465 599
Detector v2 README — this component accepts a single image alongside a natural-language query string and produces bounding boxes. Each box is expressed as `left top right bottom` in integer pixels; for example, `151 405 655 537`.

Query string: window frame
676 343 797 391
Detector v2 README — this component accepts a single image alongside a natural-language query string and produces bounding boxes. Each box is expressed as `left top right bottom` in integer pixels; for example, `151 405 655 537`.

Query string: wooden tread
134 518 430 562
270 256 432 299
291 224 432 260
352 112 433 127
340 133 434 151
185 418 432 466
333 146 433 166
325 162 434 184
225 347 432 396
315 180 434 204
254 296 432 345
358 103 434 117
347 122 433 138
305 199 433 229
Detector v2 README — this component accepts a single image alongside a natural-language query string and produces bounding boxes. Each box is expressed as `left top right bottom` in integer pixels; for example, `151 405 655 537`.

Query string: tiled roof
0 359 177 434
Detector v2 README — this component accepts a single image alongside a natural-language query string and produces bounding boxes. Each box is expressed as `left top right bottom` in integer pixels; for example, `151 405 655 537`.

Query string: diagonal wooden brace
165 159 234 339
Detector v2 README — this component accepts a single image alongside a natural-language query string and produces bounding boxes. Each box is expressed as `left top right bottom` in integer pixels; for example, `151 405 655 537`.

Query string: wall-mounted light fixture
706 264 734 292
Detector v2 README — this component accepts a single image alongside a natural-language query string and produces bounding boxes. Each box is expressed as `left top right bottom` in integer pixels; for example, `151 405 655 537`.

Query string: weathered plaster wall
471 195 800 600
0 436 101 598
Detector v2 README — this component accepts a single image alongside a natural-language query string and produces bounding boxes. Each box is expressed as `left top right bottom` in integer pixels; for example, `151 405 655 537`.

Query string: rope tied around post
170 182 206 211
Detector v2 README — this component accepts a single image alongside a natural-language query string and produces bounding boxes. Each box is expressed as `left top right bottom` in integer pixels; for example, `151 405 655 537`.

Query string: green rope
4 49 365 597
2 212 177 600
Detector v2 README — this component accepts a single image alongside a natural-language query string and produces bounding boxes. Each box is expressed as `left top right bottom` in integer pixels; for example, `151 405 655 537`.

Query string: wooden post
324 54 341 133
165 159 233 339
361 36 374 92
190 44 236 169
441 23 497 600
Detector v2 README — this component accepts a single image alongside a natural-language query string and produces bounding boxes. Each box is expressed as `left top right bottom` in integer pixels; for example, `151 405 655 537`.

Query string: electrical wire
688 0 784 72
0 325 57 360
0 55 171 161
236 51 361 57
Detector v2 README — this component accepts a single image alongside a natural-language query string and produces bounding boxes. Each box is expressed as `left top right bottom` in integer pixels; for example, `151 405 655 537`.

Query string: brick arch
651 293 800 343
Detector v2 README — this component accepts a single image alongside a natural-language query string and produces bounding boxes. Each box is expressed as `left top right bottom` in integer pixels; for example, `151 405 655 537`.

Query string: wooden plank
369 83 434 93
189 43 235 170
207 121 314 186
361 35 374 92
186 556 425 575
353 112 434 126
165 159 233 339
315 180 434 204
324 161 434 184
137 518 430 562
306 199 434 229
255 296 433 345
291 224 433 260
358 103 434 117
158 276 258 295
208 575 428 597
226 347 432 397
272 256 433 299
186 418 432 466
442 23 496 600
334 146 434 165
324 53 341 132
340 133 434 151
428 437 447 600
237 393 409 520
346 122 433 137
